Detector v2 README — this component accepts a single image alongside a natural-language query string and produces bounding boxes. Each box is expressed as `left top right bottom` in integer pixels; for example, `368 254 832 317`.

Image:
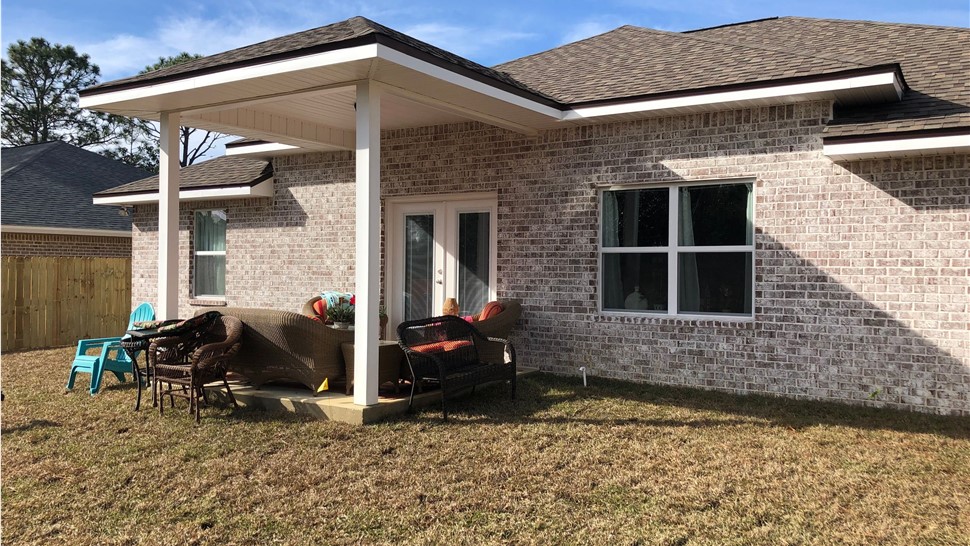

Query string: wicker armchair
397 315 516 420
151 315 243 422
470 300 521 364
197 307 353 394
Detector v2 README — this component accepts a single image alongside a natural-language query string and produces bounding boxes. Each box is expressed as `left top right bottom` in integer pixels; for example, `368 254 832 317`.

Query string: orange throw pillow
313 299 327 318
411 340 473 354
478 301 504 321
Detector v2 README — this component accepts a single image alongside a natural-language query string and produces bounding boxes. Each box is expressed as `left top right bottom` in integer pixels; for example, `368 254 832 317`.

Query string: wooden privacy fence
1 257 132 352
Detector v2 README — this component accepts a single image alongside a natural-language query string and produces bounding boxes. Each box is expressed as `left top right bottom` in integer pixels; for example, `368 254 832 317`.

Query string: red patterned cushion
478 301 504 321
411 340 473 354
312 299 327 318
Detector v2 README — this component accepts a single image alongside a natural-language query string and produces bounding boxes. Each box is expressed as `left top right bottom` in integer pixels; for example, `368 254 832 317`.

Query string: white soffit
92 179 275 206
823 133 970 160
225 142 302 157
562 71 902 124
1 225 132 237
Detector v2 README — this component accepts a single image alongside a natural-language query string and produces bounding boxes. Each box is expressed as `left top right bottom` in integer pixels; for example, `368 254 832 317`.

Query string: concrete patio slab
223 366 538 425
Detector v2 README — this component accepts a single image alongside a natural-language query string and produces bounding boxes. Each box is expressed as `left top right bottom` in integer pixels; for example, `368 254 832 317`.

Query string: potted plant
379 304 388 339
326 302 355 329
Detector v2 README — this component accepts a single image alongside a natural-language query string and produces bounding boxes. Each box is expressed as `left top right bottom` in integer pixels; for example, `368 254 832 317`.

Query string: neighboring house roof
1 141 149 232
95 155 272 196
685 17 969 138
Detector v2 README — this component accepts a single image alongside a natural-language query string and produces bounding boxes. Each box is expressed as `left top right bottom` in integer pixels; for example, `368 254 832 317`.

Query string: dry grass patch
2 347 969 545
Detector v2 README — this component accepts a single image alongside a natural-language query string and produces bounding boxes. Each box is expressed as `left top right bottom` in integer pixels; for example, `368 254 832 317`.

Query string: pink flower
350 295 356 306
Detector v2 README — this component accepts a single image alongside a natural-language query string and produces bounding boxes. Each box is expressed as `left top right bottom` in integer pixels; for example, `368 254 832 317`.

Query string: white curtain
602 192 623 309
743 185 754 313
678 189 700 311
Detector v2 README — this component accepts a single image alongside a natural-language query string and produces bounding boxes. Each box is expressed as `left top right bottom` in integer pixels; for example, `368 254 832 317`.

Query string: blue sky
2 0 967 82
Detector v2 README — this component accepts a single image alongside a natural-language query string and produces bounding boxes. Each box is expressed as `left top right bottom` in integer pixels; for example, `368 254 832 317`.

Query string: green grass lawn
2 347 969 545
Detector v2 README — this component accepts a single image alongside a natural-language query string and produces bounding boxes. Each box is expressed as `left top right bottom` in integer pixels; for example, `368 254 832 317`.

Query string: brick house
1 141 148 257
84 16 969 414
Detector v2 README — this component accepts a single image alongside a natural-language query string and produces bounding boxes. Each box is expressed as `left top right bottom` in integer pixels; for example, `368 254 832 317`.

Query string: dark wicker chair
397 315 516 420
150 314 243 422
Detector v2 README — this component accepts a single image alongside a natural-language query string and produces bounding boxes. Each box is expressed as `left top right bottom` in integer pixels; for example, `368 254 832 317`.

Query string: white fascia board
563 71 900 121
374 44 563 120
79 45 379 109
93 178 274 205
225 142 301 156
1 225 131 237
823 133 970 160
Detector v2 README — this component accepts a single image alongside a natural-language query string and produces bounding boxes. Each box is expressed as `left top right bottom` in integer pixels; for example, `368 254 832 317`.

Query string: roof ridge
682 17 781 33
1 140 64 178
629 25 873 70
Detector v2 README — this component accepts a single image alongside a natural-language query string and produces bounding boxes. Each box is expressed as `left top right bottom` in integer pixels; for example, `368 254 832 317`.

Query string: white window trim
598 179 756 321
194 209 227 299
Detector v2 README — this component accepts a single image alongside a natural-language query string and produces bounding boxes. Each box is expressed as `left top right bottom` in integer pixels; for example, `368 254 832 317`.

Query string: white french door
387 194 497 334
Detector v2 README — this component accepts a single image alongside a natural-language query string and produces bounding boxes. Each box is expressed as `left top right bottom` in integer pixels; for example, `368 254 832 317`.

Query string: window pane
195 210 227 251
195 254 226 296
679 184 752 246
404 214 434 321
602 253 668 312
458 212 490 316
678 252 752 315
603 188 668 247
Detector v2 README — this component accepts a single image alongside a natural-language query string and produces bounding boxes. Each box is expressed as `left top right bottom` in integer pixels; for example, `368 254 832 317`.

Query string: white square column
157 112 180 320
353 81 381 406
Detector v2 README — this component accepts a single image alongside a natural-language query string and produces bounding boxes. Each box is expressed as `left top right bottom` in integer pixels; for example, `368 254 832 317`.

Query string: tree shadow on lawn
407 372 970 440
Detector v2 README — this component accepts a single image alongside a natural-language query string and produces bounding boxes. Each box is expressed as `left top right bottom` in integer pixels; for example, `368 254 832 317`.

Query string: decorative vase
333 321 350 330
442 297 459 316
379 315 389 339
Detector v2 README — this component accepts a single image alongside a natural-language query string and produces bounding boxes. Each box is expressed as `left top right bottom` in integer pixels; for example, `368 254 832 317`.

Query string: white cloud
77 34 163 77
401 22 534 58
560 20 617 45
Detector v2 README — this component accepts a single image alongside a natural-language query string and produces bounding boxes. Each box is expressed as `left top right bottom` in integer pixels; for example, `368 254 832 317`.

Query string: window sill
189 297 227 307
596 312 754 329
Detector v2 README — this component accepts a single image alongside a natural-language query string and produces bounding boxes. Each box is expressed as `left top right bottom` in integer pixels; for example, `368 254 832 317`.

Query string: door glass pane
404 214 434 321
458 212 490 315
602 253 668 312
678 252 753 315
602 188 668 247
678 183 753 246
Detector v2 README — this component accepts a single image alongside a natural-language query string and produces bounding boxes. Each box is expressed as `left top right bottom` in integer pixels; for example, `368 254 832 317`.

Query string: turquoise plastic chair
67 302 155 395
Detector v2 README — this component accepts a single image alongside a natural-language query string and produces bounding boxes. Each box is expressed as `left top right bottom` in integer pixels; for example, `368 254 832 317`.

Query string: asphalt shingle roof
81 16 557 105
95 155 272 196
83 15 968 142
686 17 970 138
494 24 877 104
1 141 149 231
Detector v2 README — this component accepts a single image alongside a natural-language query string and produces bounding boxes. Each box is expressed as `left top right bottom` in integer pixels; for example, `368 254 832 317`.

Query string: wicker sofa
197 307 353 394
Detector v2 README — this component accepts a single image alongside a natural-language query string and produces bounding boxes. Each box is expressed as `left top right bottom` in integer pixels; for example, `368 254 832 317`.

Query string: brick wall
1 232 131 257
130 101 970 415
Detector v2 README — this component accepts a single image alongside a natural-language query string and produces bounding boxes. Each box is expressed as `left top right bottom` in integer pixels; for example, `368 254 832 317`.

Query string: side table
340 341 405 395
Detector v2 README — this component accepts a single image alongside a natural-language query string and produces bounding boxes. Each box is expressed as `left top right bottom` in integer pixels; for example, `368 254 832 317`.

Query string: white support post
353 81 381 406
157 112 180 320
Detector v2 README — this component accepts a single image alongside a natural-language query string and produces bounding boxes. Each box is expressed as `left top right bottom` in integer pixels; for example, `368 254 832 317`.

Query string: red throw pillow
313 299 327 318
478 301 504 321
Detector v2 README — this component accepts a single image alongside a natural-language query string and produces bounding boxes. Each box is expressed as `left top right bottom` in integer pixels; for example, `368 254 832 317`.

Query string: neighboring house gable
1 142 150 257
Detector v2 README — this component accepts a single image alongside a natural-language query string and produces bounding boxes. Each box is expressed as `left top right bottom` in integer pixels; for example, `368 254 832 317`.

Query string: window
601 181 754 317
194 210 226 297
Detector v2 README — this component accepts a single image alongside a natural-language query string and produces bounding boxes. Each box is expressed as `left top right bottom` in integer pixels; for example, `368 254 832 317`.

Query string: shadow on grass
402 372 970 440
2 419 62 434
